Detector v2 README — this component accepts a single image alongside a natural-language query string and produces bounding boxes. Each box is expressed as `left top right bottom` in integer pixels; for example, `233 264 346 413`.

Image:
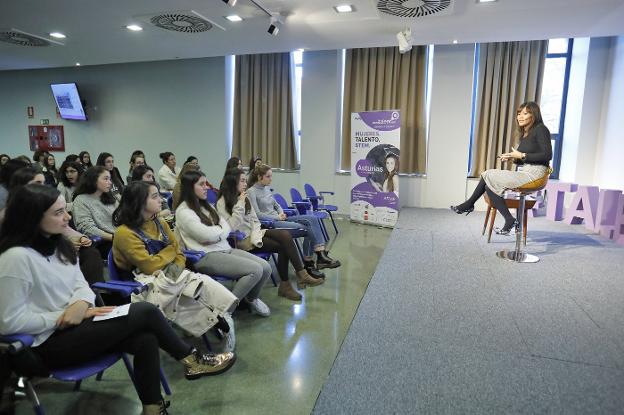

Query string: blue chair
273 193 298 217
304 183 339 235
206 188 218 205
289 188 330 242
1 333 139 415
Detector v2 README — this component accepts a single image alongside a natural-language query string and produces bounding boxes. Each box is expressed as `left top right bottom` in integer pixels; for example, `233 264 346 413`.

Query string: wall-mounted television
50 83 87 121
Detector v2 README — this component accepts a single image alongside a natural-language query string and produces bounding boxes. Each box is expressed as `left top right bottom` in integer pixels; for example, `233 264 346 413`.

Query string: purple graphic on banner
355 159 383 178
357 111 400 131
351 182 399 209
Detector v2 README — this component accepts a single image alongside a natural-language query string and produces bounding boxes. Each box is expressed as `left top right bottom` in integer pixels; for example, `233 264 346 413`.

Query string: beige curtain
233 53 296 169
341 46 427 173
470 40 547 176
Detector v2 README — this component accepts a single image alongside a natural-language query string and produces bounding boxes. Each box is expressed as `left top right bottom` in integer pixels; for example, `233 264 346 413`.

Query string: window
291 50 303 165
539 38 573 179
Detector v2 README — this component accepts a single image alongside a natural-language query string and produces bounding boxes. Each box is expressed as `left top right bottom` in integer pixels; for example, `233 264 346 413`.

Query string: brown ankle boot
180 348 236 380
296 269 324 289
278 281 302 301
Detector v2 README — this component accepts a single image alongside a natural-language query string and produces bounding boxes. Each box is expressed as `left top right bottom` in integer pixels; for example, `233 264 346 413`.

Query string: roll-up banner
350 110 400 228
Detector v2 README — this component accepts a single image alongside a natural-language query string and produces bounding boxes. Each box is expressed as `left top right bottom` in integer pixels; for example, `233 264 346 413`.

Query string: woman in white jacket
157 152 181 191
175 170 271 316
217 168 323 301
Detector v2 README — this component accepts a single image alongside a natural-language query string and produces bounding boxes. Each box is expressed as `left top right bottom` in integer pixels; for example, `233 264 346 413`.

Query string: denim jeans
273 215 325 257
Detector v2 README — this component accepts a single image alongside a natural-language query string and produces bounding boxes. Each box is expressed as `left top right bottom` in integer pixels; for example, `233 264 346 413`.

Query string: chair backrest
207 188 218 205
274 193 290 210
107 249 120 281
304 183 317 199
290 188 305 203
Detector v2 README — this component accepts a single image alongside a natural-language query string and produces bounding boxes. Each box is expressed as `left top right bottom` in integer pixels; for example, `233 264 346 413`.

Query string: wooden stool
496 167 553 263
483 194 536 245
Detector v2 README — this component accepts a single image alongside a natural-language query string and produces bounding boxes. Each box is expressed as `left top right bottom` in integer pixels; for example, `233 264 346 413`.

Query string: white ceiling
1 0 624 71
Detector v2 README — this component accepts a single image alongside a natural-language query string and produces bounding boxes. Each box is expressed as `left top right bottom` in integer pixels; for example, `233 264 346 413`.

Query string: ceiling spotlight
75 62 81 66
334 5 354 13
225 15 243 22
477 0 498 3
396 28 412 54
268 16 281 36
453 39 458 44
49 32 66 39
126 24 143 31
222 0 237 6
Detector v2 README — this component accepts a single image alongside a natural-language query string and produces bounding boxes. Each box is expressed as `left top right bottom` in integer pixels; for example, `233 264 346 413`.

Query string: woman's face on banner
385 156 396 173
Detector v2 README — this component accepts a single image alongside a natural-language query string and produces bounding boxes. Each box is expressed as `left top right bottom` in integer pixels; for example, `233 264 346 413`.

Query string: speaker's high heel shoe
450 205 474 215
495 220 518 235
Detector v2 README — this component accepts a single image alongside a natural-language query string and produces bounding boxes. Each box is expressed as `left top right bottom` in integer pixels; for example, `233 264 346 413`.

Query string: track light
396 28 412 54
268 16 280 36
222 0 237 6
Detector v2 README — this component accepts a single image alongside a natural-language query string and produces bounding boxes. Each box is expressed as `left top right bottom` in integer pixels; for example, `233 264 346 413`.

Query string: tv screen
50 83 87 121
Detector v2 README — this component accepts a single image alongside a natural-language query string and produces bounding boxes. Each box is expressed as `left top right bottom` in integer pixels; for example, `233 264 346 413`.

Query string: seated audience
248 156 262 172
57 160 82 213
112 181 238 346
0 154 9 166
64 154 81 164
132 165 173 220
217 168 322 301
247 164 340 272
0 159 30 222
8 167 45 189
171 162 201 210
184 156 199 168
127 151 146 184
96 152 125 200
43 153 58 187
78 151 93 169
175 170 271 316
32 150 48 173
72 166 118 257
157 152 180 192
0 184 235 415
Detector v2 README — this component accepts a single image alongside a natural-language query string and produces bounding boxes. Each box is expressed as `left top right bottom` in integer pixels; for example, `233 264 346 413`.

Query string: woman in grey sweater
72 166 118 257
246 164 340 271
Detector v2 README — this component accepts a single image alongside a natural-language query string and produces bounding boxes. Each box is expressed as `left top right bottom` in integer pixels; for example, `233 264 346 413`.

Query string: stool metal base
496 250 540 263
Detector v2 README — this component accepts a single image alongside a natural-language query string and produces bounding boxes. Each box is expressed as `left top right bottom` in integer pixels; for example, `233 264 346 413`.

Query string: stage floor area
314 208 624 415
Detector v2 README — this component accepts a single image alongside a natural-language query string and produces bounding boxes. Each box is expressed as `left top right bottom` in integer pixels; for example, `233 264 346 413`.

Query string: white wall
0 57 228 183
1 38 622 212
594 36 624 190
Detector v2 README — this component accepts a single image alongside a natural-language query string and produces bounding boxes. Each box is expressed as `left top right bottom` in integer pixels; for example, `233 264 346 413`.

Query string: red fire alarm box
28 125 65 152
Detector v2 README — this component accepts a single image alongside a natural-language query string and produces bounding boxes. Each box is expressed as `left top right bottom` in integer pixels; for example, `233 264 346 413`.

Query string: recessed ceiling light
453 39 458 44
75 62 81 66
334 5 354 13
126 24 143 32
225 15 243 22
477 0 498 3
49 32 66 39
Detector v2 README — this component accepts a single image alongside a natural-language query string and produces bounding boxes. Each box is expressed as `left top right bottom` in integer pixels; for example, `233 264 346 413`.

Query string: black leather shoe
450 205 474 215
316 251 340 269
304 260 325 279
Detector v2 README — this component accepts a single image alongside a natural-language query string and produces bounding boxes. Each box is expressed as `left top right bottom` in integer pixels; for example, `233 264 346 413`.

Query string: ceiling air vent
0 29 63 47
377 0 453 18
140 10 225 33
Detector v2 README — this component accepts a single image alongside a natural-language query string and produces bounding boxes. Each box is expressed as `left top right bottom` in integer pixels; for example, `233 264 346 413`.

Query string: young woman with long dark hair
218 169 322 301
72 166 118 257
247 164 341 271
0 184 235 415
43 153 58 187
78 151 93 169
112 181 239 348
175 170 272 316
451 101 552 235
56 160 82 213
96 152 125 200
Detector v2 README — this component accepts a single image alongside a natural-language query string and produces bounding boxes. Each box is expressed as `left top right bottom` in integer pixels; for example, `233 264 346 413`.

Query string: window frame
545 38 573 179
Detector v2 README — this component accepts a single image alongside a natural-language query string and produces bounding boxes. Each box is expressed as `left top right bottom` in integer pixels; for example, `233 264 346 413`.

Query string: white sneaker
221 312 236 352
247 298 270 317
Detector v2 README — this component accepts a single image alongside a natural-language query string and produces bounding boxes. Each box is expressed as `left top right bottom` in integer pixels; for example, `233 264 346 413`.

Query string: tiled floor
5 219 392 415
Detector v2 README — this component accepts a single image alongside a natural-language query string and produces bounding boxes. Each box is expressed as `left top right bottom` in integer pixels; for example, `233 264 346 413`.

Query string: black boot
316 251 340 269
304 260 325 279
